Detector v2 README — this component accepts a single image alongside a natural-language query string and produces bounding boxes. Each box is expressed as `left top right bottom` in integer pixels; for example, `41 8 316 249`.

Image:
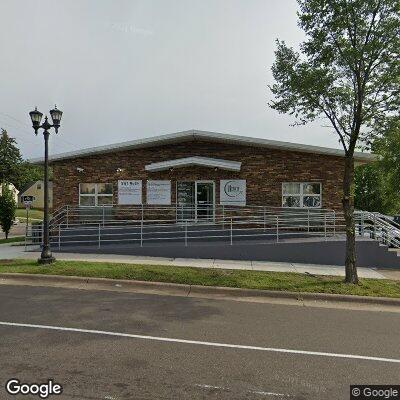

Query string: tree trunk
343 155 359 284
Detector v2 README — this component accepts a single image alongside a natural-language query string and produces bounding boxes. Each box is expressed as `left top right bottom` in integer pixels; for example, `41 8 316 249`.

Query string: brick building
43 130 374 217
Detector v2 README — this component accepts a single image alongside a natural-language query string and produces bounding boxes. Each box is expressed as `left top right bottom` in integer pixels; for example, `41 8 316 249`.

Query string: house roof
19 180 52 196
29 129 377 163
19 181 37 195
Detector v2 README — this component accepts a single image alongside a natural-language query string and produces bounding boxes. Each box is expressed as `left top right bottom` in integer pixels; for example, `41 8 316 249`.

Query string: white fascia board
145 156 242 172
29 129 377 164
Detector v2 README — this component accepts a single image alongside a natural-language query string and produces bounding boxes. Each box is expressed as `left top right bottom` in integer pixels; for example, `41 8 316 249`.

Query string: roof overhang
29 129 378 164
145 156 241 172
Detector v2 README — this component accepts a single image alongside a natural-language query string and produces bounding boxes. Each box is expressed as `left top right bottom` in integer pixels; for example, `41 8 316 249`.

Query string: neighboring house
0 183 19 204
18 180 53 210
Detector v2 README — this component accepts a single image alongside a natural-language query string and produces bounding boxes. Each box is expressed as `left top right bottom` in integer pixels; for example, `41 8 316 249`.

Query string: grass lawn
15 208 44 222
0 259 399 298
0 237 25 244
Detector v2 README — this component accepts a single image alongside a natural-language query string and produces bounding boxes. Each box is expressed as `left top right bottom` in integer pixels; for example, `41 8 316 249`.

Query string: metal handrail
26 206 400 251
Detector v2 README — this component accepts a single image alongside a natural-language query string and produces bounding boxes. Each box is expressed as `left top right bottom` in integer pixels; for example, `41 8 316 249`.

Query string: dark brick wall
52 140 345 211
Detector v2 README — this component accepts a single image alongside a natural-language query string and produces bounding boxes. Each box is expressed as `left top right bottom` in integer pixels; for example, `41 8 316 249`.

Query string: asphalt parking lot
0 283 399 399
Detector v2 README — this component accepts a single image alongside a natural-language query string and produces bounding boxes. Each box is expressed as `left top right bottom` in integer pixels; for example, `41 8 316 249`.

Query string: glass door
196 181 215 222
177 182 195 221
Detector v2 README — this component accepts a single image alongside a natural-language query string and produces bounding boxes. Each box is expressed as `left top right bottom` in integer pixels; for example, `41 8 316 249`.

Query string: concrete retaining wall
51 239 400 270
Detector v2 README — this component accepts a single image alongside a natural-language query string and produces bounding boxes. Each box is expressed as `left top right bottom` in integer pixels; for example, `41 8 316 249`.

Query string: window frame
282 182 322 209
79 183 113 207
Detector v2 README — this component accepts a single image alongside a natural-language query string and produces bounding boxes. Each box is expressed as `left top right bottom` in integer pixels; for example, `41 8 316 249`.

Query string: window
79 183 113 206
282 182 321 208
37 183 42 190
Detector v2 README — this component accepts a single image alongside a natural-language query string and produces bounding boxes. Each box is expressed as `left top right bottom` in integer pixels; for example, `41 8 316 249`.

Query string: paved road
0 284 399 400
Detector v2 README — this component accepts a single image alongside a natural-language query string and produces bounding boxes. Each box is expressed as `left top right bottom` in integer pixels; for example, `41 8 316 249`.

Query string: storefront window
79 183 113 206
282 182 321 208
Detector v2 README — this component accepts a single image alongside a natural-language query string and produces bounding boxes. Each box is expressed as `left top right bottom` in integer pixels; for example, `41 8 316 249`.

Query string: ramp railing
24 206 400 251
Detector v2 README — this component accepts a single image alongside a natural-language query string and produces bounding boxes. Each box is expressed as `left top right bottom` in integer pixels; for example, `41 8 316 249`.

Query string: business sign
220 180 246 206
21 195 35 207
147 180 171 205
118 180 142 205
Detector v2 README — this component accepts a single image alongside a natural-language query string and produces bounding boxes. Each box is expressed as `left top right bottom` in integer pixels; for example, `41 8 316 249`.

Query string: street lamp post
29 106 63 264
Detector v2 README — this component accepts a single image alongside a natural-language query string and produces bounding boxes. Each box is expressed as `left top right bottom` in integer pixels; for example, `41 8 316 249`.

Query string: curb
0 273 400 306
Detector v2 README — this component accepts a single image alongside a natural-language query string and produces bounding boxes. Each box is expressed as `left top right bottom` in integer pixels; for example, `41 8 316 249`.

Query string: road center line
1 321 399 364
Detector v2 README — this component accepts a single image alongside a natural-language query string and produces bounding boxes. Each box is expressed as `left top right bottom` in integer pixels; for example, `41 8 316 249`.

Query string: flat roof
30 129 377 163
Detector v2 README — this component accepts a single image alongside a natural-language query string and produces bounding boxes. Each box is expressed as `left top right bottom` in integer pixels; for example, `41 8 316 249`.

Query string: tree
16 162 44 192
0 185 16 239
269 0 400 283
0 129 22 186
354 163 388 213
355 118 400 214
374 117 400 207
355 118 400 215
0 128 44 191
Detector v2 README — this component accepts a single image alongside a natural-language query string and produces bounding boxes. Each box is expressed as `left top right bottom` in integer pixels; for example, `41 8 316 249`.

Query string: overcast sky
0 0 342 159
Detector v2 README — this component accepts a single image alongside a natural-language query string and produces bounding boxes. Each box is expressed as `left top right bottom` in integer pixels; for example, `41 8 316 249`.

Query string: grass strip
0 237 25 244
0 259 399 298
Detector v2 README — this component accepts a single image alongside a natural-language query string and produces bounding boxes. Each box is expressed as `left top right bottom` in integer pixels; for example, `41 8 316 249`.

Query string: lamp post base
38 256 56 265
38 246 55 264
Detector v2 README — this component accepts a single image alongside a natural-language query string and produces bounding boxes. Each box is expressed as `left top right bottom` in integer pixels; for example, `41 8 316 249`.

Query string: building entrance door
176 181 215 222
195 181 214 221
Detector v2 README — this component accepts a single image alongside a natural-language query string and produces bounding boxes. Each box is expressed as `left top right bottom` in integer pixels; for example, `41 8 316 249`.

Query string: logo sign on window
220 180 246 206
118 180 142 205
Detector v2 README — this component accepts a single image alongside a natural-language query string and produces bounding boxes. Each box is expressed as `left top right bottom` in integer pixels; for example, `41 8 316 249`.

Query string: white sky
0 0 342 159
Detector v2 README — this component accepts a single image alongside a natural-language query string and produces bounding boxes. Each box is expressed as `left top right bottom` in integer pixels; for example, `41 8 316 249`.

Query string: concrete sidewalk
0 243 391 279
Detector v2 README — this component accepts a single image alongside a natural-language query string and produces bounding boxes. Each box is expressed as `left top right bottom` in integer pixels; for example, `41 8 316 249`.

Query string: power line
0 111 78 150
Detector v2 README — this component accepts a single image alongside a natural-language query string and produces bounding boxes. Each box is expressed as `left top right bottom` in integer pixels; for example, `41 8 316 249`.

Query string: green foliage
0 185 17 239
270 0 400 154
16 162 44 192
0 128 44 191
270 0 400 281
374 118 400 192
0 129 22 186
355 118 400 214
354 164 387 212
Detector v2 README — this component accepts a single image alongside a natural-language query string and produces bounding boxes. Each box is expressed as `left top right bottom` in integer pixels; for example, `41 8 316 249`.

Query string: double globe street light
29 106 63 264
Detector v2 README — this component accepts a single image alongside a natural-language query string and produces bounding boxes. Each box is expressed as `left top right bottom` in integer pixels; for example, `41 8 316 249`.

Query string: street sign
21 195 35 207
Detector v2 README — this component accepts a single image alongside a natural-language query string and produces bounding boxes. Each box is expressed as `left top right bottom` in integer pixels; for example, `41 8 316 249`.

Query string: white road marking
250 390 292 397
195 384 229 390
1 321 399 364
195 385 292 397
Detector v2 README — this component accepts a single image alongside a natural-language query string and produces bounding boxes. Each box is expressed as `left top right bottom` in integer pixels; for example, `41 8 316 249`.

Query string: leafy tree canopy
270 0 400 154
0 129 44 191
0 185 17 239
0 129 22 185
355 117 400 214
269 0 400 283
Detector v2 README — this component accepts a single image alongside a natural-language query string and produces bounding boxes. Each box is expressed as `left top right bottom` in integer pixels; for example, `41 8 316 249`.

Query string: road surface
0 283 399 399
